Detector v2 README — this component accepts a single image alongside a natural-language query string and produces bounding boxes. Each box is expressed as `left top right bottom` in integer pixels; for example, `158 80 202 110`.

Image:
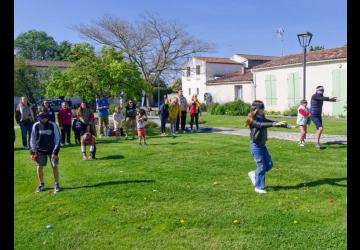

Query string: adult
159 96 169 136
77 101 92 135
30 112 61 193
176 90 188 133
124 99 137 140
42 100 56 122
15 96 35 149
189 95 201 132
57 101 72 145
96 94 110 137
310 86 337 148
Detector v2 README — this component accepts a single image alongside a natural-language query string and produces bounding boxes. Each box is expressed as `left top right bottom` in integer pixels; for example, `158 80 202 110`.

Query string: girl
168 97 180 136
112 105 124 141
136 109 147 145
296 99 311 146
15 96 35 149
77 101 91 135
57 101 72 145
189 95 201 132
245 100 289 194
81 125 96 160
159 96 169 136
125 99 137 140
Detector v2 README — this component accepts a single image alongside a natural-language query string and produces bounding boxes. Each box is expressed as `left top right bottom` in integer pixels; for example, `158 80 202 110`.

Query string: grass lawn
200 114 347 135
14 128 346 249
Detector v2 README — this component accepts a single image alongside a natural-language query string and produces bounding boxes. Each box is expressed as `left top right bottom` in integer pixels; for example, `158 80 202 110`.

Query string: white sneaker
248 171 256 186
299 142 305 147
254 188 267 194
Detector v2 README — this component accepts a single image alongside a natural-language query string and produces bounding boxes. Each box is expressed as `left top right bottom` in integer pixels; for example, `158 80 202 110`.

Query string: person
159 96 169 136
245 100 290 194
30 112 61 193
112 105 124 142
177 90 188 133
81 125 96 160
77 101 92 135
168 97 180 136
42 100 56 122
189 95 201 132
15 96 35 149
57 101 72 145
296 99 311 146
136 108 148 145
72 114 82 144
96 95 110 137
310 86 337 148
125 99 137 140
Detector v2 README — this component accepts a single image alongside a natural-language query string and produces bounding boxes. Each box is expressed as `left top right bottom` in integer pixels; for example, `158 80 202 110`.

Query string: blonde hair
245 100 264 126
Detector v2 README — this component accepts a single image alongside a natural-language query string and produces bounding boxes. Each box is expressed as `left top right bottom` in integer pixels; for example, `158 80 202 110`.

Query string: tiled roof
24 59 71 68
236 54 279 61
194 56 242 65
207 69 253 84
253 46 347 70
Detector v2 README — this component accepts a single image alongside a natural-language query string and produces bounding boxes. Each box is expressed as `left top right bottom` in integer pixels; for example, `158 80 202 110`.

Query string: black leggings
61 125 71 144
160 117 167 133
190 113 199 130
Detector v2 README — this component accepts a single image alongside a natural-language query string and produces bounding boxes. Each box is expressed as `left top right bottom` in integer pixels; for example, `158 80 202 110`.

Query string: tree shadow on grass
60 179 155 190
267 177 347 191
96 155 124 160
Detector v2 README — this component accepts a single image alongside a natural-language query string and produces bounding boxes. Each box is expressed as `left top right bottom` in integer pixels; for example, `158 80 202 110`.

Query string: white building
252 46 347 116
181 55 276 103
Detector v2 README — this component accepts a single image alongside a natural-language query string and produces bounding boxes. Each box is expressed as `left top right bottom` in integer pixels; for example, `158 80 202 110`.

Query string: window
196 65 200 75
188 88 191 96
186 67 191 77
196 88 199 95
234 85 243 100
287 72 300 107
265 75 277 105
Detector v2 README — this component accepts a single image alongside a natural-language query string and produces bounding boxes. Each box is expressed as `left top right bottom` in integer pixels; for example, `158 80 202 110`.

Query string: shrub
208 103 219 115
265 110 282 115
200 103 208 112
145 120 158 128
282 106 298 116
223 100 251 116
214 104 226 115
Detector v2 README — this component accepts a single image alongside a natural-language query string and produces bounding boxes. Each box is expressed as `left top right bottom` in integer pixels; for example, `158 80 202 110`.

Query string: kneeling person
30 112 61 193
81 125 96 160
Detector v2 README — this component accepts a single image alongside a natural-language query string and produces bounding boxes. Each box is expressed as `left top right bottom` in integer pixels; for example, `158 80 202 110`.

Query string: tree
53 41 73 61
44 46 149 103
310 45 324 51
74 13 213 105
14 59 43 103
169 78 182 92
66 43 96 62
14 30 58 60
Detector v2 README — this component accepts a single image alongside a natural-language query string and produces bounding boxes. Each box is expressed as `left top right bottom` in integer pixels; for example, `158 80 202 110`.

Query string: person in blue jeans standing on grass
245 100 290 194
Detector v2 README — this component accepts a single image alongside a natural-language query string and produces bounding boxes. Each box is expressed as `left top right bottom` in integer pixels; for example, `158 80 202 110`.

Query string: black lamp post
297 32 313 100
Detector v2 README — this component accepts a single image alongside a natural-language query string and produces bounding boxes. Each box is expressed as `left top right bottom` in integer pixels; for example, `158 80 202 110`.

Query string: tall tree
169 78 182 92
74 13 213 104
309 45 325 51
14 30 58 60
44 46 149 102
53 40 73 61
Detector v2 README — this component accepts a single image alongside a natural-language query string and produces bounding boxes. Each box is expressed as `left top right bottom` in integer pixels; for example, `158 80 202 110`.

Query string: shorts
137 128 146 137
99 116 109 127
310 116 323 129
36 153 59 167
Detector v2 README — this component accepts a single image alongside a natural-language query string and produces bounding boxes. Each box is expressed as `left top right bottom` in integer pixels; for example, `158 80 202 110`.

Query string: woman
77 101 92 135
159 95 169 136
57 101 73 145
124 99 137 140
189 95 201 132
168 97 180 136
15 96 35 149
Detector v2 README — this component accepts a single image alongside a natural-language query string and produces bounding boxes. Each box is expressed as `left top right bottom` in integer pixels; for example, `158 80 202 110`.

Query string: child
159 96 169 136
245 100 290 194
168 97 180 136
112 105 124 141
189 95 201 132
136 108 147 145
81 125 96 160
72 115 82 144
296 99 311 146
58 101 72 145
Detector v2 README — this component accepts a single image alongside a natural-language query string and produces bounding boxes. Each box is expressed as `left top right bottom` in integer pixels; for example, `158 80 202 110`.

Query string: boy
81 125 96 160
72 115 82 144
136 109 147 145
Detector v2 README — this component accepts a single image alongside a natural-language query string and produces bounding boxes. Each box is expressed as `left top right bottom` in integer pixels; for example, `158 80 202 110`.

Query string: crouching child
81 125 96 160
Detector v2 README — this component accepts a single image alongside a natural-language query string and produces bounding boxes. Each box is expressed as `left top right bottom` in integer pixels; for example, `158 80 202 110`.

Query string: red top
57 108 72 126
299 108 311 117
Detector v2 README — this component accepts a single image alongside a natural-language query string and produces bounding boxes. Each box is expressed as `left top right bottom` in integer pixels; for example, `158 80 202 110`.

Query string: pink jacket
58 108 72 126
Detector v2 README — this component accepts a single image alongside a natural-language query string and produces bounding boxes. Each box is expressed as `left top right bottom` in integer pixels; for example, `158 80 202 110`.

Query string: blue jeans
170 118 177 134
250 143 273 190
20 120 33 147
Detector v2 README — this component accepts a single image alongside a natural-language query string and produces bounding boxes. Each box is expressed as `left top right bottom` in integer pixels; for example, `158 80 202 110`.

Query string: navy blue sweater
310 93 334 116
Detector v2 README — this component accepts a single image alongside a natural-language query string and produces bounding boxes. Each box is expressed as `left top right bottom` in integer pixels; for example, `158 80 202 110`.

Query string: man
310 86 337 148
176 90 188 133
30 112 61 193
96 94 110 137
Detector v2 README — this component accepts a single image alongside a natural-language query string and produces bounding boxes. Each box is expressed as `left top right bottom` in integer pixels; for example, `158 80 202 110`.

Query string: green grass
201 114 347 135
14 128 346 249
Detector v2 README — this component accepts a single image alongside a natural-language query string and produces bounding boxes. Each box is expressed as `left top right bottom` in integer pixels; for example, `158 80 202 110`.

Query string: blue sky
14 0 346 57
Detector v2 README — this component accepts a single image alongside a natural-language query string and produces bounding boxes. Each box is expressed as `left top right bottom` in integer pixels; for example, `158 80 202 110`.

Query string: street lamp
297 32 313 100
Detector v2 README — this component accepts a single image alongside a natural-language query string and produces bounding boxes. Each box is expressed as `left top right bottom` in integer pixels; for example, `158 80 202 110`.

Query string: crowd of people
14 85 336 194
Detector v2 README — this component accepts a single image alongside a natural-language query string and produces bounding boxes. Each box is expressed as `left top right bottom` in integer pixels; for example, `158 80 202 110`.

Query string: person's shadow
95 155 124 160
267 177 347 191
59 179 155 191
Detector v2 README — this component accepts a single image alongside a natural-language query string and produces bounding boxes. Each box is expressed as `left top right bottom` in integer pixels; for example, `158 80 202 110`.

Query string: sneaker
183 130 186 134
315 143 322 149
54 184 60 193
35 183 45 193
299 142 305 147
248 171 256 186
82 155 87 160
254 188 267 194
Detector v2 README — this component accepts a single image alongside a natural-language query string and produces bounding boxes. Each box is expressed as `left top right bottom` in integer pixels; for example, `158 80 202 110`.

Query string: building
181 54 277 104
252 46 347 116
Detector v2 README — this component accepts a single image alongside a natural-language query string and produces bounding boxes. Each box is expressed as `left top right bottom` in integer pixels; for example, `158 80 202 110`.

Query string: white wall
253 60 347 116
206 83 253 104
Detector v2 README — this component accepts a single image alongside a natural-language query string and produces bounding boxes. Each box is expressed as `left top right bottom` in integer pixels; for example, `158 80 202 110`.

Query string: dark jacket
125 105 137 118
41 105 56 122
30 121 61 155
159 103 169 120
310 93 334 116
249 116 277 145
